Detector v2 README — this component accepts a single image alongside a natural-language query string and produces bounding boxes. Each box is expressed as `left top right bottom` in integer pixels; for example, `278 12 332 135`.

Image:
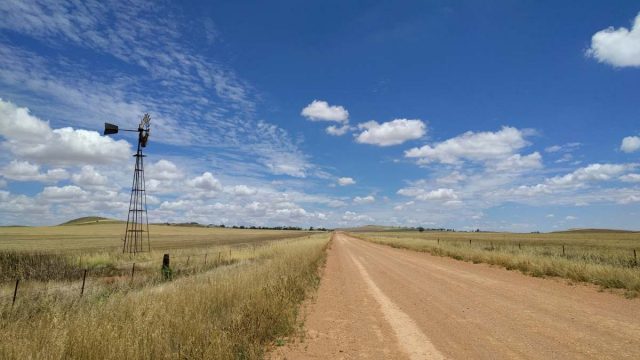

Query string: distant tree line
212 224 330 231
414 227 457 232
163 222 329 231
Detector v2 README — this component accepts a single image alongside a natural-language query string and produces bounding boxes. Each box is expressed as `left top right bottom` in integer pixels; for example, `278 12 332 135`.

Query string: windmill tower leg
123 140 149 254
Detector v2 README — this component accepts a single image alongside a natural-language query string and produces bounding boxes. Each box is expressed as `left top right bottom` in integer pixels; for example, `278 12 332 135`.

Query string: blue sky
1 0 640 231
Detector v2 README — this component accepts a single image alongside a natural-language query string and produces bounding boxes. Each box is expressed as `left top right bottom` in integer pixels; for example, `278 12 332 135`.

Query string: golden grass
0 224 319 284
0 223 317 252
0 224 330 359
349 231 640 297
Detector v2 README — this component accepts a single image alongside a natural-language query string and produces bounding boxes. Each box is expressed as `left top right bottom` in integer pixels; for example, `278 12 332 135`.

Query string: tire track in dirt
273 233 640 359
350 254 445 360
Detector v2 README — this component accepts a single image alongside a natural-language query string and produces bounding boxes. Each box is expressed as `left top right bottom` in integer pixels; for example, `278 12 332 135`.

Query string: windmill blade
141 113 151 130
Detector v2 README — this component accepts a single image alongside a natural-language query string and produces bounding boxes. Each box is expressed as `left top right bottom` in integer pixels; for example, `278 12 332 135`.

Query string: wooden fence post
12 279 19 307
518 242 521 250
469 239 471 246
162 254 172 280
80 269 87 296
131 263 135 281
634 249 637 266
562 245 565 256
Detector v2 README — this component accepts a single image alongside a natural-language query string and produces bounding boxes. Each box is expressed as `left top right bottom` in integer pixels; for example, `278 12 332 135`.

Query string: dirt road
273 233 640 359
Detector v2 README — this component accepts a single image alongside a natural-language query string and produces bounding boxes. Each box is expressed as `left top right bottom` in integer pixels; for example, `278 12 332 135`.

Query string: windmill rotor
139 114 151 148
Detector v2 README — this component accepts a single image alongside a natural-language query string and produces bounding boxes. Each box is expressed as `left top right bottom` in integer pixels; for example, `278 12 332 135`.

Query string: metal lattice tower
104 114 151 254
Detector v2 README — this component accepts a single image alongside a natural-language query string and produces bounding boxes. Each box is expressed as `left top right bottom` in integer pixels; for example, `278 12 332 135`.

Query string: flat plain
3 225 640 359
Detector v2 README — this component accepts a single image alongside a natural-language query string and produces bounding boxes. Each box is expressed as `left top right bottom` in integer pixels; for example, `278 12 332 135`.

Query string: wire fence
1 241 281 308
353 233 640 269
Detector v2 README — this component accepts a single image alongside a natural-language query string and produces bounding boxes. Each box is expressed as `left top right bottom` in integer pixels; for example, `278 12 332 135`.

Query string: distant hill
553 228 638 234
59 216 123 226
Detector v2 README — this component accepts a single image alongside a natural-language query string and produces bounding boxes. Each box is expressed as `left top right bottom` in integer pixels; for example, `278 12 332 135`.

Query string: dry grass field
349 230 640 297
0 223 330 359
0 223 317 252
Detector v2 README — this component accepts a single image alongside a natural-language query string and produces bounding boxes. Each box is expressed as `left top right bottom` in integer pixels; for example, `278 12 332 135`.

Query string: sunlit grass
0 223 317 252
0 224 330 359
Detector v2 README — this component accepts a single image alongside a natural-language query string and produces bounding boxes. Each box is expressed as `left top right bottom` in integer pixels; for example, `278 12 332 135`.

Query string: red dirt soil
271 233 640 359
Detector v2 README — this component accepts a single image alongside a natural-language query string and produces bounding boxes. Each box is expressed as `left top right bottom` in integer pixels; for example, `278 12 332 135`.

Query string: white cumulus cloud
355 119 426 146
1 160 68 182
397 187 458 201
620 173 640 182
326 124 350 136
301 100 349 122
502 184 552 197
491 152 543 171
337 177 356 186
147 160 183 181
0 99 131 166
341 211 374 223
405 126 529 164
621 136 640 153
71 165 108 188
187 172 222 192
39 185 87 201
547 163 633 187
353 195 375 204
587 12 640 67
226 184 258 196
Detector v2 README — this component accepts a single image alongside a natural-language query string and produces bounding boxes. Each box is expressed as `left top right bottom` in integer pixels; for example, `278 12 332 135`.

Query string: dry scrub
0 233 329 359
350 231 640 297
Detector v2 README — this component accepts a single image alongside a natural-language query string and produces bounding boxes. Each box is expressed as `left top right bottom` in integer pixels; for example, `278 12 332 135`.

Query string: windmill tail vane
104 113 152 254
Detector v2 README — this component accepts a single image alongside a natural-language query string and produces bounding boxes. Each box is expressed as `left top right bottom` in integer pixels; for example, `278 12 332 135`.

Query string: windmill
104 114 151 254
